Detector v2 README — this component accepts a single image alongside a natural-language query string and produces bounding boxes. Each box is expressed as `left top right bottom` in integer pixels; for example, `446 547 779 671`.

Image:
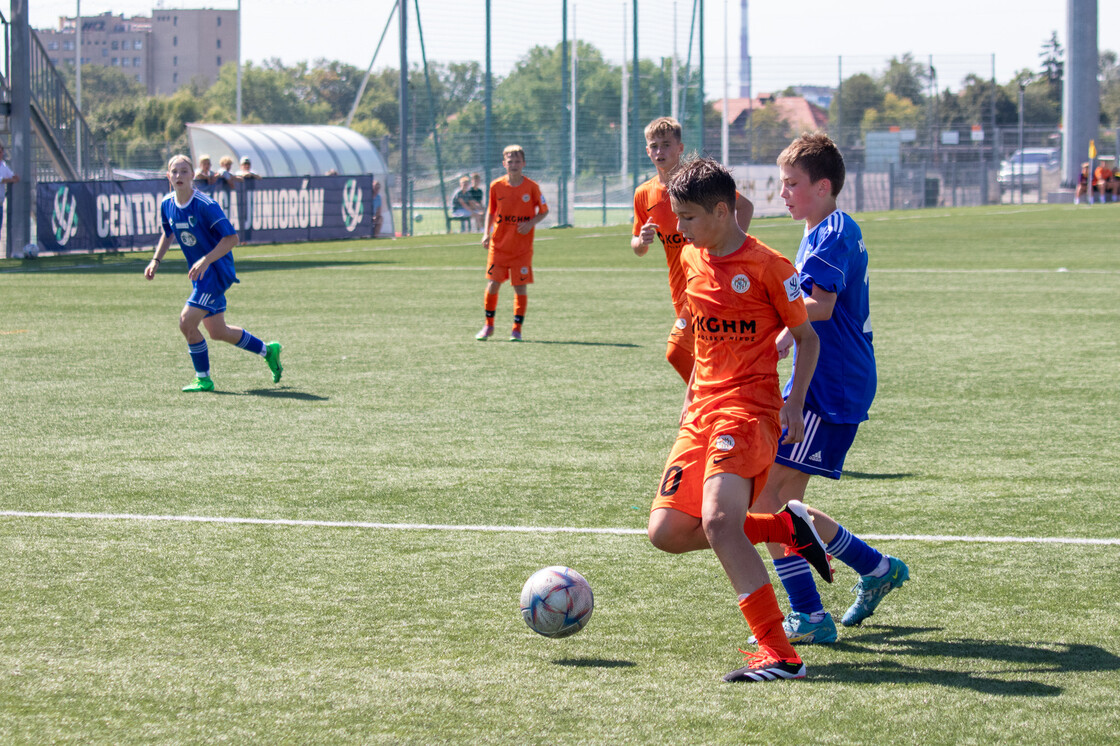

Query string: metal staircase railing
1 26 111 181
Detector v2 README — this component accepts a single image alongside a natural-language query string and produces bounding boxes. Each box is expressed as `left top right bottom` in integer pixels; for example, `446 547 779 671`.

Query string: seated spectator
215 156 240 189
1093 160 1115 203
450 175 473 232
372 180 383 238
194 155 216 193
467 173 486 231
324 168 339 176
239 157 261 180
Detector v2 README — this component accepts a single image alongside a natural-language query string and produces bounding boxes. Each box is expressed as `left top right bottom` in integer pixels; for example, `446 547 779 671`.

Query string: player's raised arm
632 218 658 256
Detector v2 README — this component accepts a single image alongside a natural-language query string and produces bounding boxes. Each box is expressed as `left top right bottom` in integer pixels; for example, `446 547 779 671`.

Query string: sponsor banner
37 175 373 253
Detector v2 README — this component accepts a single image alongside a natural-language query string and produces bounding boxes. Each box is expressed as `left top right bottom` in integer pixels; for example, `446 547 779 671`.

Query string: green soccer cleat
182 376 215 392
841 556 909 627
509 329 523 342
475 325 494 341
264 342 283 383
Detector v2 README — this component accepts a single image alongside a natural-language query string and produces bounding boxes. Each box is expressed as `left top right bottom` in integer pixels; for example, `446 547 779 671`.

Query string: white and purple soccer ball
519 566 594 638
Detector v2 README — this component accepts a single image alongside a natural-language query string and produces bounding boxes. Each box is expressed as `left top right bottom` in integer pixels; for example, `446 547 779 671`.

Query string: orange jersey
681 236 808 416
633 176 689 316
1094 166 1114 185
487 175 547 261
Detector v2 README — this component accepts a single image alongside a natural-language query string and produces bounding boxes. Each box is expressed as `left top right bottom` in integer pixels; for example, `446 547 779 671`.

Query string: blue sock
188 340 210 378
773 555 824 615
236 329 266 356
826 525 883 577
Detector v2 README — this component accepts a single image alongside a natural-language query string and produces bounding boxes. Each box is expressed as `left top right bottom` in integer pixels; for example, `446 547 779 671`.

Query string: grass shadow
818 624 1120 695
553 658 637 669
523 340 641 348
210 388 329 401
844 471 917 480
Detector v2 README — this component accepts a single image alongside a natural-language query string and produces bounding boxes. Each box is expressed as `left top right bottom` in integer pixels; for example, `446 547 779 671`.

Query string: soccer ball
519 566 594 638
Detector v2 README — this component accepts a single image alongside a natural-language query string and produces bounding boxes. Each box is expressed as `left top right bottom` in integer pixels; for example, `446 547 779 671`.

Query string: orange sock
738 584 800 661
665 342 694 383
513 295 527 332
484 292 499 325
742 513 793 546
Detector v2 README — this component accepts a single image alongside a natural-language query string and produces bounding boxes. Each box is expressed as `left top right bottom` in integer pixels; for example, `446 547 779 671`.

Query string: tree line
59 34 1120 172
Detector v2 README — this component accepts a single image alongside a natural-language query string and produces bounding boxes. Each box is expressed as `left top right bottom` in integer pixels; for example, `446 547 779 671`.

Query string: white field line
1 510 1118 546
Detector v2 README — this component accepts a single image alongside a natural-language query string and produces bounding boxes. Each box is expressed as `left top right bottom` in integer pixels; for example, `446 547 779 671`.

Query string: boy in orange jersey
476 145 549 342
647 156 861 683
632 117 754 382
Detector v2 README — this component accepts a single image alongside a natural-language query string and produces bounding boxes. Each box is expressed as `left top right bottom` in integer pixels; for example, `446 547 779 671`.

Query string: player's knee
647 519 688 554
699 508 738 546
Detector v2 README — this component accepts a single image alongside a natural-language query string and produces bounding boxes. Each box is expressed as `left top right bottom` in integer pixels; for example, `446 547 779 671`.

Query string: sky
29 0 1120 97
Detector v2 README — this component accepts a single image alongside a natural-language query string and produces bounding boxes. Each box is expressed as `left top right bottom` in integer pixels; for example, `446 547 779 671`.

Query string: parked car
998 147 1059 187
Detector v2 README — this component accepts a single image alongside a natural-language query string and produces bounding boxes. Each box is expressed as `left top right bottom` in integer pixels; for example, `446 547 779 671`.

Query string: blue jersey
784 210 876 423
161 189 239 292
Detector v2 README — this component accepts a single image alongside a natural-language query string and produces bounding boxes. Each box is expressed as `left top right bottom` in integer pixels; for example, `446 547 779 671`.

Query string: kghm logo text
692 315 757 339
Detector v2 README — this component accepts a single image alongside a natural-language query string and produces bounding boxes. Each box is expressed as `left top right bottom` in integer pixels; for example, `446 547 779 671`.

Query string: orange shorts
486 253 533 285
651 401 781 518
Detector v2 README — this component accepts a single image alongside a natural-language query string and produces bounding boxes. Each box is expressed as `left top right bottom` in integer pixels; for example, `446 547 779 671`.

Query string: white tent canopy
186 123 392 236
186 123 387 179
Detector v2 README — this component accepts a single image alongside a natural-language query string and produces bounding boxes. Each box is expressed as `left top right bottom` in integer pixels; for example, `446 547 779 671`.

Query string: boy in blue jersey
749 134 908 644
144 154 282 392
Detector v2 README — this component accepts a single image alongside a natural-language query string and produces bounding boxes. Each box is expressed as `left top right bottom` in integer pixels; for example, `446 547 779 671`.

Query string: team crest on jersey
784 272 802 301
521 193 530 202
520 266 529 275
731 274 750 293
715 434 735 451
180 231 197 247
674 317 688 330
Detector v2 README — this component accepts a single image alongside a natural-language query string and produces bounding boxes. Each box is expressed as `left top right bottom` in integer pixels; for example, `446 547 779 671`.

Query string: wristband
152 258 161 265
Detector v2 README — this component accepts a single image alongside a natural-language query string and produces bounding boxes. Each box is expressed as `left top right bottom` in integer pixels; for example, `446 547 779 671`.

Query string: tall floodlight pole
76 0 82 175
484 0 492 189
571 4 578 227
670 3 680 122
236 0 242 123
697 0 704 154
561 0 569 226
1017 82 1025 205
620 3 628 179
720 0 728 165
1062 0 1099 187
632 0 639 191
9 0 32 256
399 0 409 235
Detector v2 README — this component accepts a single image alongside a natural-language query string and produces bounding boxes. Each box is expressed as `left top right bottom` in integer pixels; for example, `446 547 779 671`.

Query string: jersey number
659 466 683 497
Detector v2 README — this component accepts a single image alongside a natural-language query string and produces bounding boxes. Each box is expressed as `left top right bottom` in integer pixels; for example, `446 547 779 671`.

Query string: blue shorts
186 272 231 318
774 407 860 480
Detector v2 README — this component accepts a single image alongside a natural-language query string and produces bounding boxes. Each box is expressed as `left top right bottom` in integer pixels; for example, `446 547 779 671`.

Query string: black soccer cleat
780 500 835 583
723 651 806 683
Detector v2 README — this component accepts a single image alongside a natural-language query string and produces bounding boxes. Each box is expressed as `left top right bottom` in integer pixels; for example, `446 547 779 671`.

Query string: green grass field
2 203 1118 744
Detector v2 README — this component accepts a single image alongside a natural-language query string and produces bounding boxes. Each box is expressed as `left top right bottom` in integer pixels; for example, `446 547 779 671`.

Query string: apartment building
37 7 239 96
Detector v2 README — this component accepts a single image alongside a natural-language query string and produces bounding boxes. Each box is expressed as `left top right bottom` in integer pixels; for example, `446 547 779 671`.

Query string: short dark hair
777 132 845 196
666 157 737 213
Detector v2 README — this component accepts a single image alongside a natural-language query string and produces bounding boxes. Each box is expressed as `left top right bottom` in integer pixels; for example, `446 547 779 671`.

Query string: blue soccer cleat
841 556 909 627
783 611 838 644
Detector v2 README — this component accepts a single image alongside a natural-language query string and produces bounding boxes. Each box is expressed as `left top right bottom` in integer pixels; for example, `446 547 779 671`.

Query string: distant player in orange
647 156 866 683
632 117 754 382
1093 159 1117 203
476 145 549 342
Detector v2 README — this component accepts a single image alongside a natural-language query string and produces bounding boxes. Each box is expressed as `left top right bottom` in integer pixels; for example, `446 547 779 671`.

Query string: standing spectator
467 173 486 231
371 180 383 238
1075 162 1091 205
239 157 262 180
215 156 239 191
450 175 473 232
0 143 19 255
194 155 216 194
